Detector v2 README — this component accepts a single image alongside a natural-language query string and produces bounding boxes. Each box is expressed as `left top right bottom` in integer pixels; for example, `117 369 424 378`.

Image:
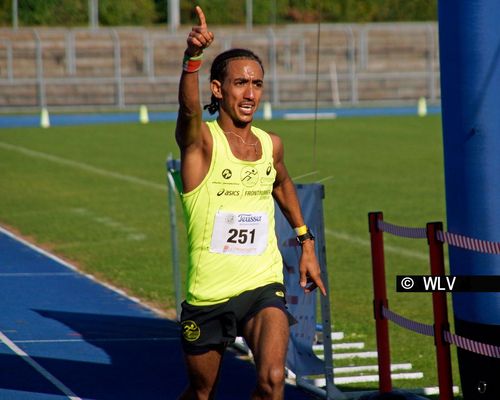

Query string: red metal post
368 212 392 393
427 222 454 400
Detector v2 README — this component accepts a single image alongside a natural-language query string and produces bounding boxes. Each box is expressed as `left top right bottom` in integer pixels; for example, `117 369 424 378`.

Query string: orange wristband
183 53 203 73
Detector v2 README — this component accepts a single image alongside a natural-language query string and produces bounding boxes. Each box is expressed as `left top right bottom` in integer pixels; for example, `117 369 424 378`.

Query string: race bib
210 211 268 255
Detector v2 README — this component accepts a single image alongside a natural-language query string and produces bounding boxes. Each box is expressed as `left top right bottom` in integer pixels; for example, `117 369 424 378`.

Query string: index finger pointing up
195 6 207 27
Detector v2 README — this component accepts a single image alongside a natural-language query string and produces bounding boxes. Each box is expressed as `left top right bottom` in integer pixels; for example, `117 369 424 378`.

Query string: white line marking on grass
317 351 378 360
317 175 334 183
332 342 365 350
340 386 460 399
325 228 428 261
311 372 423 386
0 331 82 400
335 372 423 385
313 342 365 351
55 237 146 251
332 351 378 360
70 208 146 241
0 142 165 191
420 386 460 395
292 171 319 180
2 142 429 263
333 363 413 375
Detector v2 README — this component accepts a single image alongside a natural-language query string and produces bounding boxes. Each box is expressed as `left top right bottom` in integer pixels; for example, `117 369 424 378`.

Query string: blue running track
0 227 315 399
0 105 441 129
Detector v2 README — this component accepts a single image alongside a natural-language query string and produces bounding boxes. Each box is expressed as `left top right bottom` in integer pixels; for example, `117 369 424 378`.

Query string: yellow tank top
181 120 283 306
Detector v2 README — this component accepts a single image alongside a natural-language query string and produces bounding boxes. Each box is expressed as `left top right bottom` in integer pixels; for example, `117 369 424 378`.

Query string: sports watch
296 229 315 245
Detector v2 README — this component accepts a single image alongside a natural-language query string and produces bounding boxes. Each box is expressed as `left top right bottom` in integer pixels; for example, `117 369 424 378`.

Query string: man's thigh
183 347 225 389
242 306 289 368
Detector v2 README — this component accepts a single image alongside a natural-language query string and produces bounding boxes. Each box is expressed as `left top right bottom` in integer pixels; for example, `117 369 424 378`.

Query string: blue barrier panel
275 184 341 399
275 184 328 376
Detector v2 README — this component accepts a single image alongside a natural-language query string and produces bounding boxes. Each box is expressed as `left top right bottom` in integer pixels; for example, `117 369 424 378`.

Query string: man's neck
217 113 253 134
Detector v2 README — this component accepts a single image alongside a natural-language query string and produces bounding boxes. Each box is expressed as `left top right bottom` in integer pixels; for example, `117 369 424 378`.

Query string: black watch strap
296 229 315 244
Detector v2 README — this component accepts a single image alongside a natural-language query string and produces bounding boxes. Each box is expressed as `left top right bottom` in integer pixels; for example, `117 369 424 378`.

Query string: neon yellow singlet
181 120 283 306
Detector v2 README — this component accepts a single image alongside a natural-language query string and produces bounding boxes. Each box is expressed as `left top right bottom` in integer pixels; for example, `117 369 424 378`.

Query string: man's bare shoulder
265 131 283 149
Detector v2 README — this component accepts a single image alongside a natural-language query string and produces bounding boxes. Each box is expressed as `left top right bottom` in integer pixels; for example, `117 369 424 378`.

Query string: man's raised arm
175 6 214 149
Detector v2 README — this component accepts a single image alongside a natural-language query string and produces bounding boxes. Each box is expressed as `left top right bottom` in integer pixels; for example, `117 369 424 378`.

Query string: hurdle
368 211 500 399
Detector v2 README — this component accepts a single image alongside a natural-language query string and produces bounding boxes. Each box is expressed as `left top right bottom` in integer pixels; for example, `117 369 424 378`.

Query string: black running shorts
180 282 297 354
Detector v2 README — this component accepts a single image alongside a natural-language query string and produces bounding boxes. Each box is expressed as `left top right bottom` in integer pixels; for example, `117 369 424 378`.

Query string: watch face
297 230 314 244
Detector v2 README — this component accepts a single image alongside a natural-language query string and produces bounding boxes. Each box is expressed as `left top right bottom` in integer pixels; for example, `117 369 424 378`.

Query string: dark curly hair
203 48 265 115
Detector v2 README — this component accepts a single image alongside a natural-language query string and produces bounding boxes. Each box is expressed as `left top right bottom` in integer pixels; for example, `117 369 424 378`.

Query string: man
176 6 326 400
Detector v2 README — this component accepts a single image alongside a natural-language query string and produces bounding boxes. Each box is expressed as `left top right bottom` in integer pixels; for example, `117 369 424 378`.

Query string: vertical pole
168 0 180 33
33 29 45 108
267 28 279 105
166 158 182 320
245 0 253 31
315 185 345 400
89 0 98 29
12 0 18 29
110 29 124 108
426 222 454 400
426 24 436 102
270 0 276 25
346 27 357 105
368 212 392 393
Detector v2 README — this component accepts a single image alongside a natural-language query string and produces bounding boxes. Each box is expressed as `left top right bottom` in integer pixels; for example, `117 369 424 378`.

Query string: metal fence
0 22 440 111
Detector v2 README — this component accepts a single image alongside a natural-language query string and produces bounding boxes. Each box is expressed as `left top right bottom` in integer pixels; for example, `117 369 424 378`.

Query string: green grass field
0 115 463 397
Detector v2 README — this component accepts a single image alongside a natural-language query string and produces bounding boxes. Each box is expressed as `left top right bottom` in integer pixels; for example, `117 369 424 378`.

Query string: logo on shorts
275 290 285 297
182 320 201 342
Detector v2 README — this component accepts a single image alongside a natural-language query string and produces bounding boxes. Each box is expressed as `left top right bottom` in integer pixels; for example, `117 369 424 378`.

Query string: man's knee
256 365 286 394
178 384 215 400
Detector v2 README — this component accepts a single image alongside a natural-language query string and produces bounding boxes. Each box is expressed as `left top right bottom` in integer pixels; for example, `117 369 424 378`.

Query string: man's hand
299 241 327 296
186 6 214 57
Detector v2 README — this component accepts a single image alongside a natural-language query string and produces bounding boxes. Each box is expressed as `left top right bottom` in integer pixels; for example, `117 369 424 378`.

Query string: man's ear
210 79 223 99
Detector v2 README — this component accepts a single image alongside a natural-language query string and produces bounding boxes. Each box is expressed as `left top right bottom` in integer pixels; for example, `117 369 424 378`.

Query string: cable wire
312 1 322 171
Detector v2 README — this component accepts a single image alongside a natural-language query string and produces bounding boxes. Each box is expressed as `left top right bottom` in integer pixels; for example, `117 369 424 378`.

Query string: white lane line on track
13 337 179 344
0 227 172 398
325 228 428 261
0 272 75 277
0 141 165 191
0 331 82 400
